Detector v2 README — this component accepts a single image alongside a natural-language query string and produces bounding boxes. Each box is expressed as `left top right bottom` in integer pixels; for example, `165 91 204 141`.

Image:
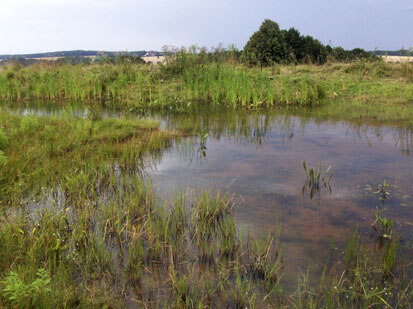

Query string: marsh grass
1 59 412 124
0 111 177 202
1 57 413 307
0 121 412 307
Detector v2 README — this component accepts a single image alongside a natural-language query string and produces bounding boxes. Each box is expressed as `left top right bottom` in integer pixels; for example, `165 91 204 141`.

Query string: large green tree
242 19 288 66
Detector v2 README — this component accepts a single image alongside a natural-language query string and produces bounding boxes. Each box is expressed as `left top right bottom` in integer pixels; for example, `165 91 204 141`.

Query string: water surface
4 103 413 285
147 109 413 284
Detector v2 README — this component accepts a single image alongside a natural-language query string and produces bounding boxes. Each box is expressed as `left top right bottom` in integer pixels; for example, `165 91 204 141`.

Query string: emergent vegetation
0 19 413 308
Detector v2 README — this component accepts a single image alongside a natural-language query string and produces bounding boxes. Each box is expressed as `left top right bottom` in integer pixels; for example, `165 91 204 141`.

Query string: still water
6 104 413 285
147 108 413 283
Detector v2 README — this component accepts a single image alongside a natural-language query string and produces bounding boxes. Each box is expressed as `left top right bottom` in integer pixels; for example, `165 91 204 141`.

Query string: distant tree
242 19 288 66
350 48 374 60
282 27 303 62
331 47 348 61
115 54 145 65
301 35 328 63
242 20 328 66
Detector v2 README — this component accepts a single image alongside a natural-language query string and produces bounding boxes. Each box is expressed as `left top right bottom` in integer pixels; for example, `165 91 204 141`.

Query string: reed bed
1 59 412 123
0 171 411 307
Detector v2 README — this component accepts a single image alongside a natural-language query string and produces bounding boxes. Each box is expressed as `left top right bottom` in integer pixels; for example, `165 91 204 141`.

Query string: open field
142 55 165 63
382 55 413 63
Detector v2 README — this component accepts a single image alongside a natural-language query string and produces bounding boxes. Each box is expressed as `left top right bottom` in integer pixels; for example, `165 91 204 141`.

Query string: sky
0 0 412 54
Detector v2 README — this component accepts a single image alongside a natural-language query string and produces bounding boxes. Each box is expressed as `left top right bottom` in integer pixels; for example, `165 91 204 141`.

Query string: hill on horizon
0 50 163 60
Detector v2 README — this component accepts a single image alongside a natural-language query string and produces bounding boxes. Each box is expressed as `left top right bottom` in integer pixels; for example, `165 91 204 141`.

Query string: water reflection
3 102 413 282
146 108 413 282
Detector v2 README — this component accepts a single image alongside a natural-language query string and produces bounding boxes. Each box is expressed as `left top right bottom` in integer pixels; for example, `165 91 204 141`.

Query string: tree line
242 19 375 66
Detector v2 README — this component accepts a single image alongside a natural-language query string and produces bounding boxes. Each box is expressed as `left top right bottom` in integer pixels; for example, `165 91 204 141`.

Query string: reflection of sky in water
148 110 413 280
4 104 413 282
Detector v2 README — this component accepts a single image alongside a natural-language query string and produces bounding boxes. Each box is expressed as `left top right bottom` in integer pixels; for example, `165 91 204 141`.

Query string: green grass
0 174 411 307
0 110 177 203
1 57 413 307
1 59 412 126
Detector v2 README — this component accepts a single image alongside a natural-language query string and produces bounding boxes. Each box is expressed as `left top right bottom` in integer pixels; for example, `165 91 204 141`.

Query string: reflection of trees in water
156 108 413 156
393 128 413 156
5 103 413 156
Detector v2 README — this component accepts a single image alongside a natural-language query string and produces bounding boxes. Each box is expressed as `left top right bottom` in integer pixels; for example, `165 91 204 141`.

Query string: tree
283 27 303 62
242 19 288 66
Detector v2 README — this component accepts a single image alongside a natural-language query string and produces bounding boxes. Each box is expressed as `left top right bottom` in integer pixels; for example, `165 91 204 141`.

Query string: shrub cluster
242 19 375 66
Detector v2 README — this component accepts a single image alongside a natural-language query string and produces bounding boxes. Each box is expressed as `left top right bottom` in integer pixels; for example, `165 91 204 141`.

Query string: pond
147 108 413 286
5 104 413 288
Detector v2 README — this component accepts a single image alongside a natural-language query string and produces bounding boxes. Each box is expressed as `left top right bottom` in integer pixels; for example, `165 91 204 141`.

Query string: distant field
382 55 413 63
22 55 165 63
28 55 97 61
142 56 165 63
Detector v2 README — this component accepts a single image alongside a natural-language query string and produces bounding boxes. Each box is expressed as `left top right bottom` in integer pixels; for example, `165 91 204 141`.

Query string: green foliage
302 160 332 199
0 128 8 151
1 269 52 309
115 54 146 65
0 150 6 165
242 19 288 66
242 19 375 66
0 128 8 165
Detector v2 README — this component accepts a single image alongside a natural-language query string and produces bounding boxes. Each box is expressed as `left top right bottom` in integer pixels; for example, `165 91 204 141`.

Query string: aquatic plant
372 207 394 240
375 179 389 204
302 160 332 199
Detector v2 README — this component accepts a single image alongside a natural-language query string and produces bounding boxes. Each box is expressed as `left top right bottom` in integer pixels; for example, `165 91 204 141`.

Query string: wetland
0 55 413 308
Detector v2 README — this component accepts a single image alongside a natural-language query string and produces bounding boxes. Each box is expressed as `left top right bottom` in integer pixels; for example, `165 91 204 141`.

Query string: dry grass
142 55 165 64
382 55 413 63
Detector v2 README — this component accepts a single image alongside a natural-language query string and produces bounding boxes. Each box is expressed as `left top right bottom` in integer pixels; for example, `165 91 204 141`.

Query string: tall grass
2 58 411 117
0 174 411 307
0 110 176 202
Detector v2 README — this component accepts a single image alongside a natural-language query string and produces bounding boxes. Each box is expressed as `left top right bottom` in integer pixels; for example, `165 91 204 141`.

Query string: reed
2 59 411 122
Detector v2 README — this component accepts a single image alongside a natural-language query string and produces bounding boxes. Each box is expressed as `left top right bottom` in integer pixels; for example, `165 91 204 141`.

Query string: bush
1 269 52 308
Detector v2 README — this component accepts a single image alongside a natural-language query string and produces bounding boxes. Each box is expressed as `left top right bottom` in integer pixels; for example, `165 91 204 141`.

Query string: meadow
0 54 413 307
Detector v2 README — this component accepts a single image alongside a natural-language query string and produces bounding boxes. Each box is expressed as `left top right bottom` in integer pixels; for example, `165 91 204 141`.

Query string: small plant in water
302 160 332 199
372 207 393 240
374 179 389 205
198 133 208 158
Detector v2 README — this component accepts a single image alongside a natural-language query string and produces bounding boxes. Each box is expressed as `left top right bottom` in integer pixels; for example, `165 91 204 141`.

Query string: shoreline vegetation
1 20 413 307
1 54 412 127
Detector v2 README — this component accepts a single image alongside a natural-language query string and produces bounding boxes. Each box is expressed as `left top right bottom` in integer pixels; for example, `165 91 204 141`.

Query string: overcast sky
1 0 412 54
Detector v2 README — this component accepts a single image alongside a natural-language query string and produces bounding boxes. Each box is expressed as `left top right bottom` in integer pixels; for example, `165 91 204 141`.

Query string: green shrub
1 269 52 308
